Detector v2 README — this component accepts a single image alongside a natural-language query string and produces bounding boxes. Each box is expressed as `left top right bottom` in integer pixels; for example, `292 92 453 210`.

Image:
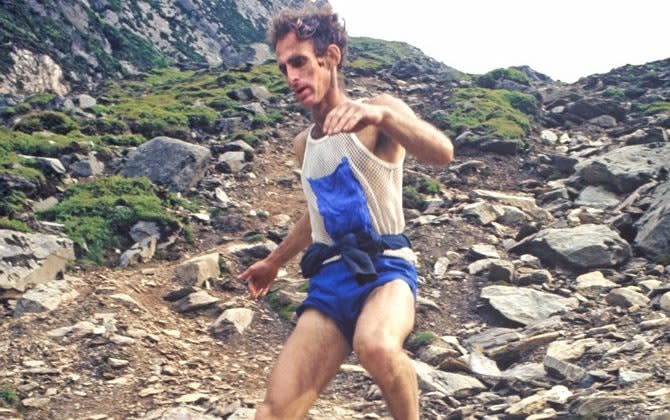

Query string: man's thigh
263 308 351 412
353 279 415 348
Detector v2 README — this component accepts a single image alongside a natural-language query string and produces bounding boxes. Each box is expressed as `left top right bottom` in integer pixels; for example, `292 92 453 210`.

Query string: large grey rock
14 276 80 316
70 154 104 177
121 137 211 193
510 224 631 269
543 355 587 383
606 287 650 308
210 308 254 336
414 360 485 396
0 230 75 292
575 185 620 209
634 181 670 259
481 285 579 326
575 143 670 193
174 253 220 287
227 85 272 102
472 189 552 222
172 290 220 313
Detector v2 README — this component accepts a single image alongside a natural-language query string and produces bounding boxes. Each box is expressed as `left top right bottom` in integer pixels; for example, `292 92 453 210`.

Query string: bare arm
323 94 454 165
238 129 312 298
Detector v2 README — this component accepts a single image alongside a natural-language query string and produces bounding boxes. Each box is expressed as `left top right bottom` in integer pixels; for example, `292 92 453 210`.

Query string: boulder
575 186 620 209
472 190 552 222
414 360 485 396
510 224 631 269
481 285 579 326
174 253 220 287
575 143 670 193
210 308 254 336
121 137 212 193
14 276 80 316
0 230 75 292
634 181 670 259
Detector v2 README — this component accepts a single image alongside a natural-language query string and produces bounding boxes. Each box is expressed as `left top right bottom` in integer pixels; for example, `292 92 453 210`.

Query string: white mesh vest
301 127 414 262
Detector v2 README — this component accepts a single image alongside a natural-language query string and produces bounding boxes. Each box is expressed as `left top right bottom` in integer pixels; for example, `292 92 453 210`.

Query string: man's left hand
323 100 386 135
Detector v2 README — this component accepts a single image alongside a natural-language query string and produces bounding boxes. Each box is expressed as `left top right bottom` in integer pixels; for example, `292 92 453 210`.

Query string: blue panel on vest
307 157 373 241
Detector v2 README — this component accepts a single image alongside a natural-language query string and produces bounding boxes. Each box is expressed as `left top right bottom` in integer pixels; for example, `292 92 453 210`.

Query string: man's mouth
295 86 310 100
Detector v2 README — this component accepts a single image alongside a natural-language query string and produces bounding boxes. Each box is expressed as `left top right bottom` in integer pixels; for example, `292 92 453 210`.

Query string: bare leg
255 308 351 419
353 280 418 420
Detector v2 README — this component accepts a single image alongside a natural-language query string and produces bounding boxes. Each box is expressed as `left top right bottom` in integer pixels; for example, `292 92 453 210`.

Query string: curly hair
268 3 348 69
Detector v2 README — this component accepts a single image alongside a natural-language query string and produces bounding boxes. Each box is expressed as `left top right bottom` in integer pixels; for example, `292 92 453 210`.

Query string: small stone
619 368 652 385
606 287 650 308
175 392 209 403
108 358 129 369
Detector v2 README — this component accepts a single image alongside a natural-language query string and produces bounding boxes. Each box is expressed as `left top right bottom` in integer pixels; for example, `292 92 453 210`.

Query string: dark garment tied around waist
300 231 411 284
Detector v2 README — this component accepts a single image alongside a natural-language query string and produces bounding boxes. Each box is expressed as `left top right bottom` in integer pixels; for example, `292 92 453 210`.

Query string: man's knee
354 335 403 374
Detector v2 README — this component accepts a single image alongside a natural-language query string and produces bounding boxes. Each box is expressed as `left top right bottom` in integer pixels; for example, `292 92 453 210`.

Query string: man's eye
293 57 306 67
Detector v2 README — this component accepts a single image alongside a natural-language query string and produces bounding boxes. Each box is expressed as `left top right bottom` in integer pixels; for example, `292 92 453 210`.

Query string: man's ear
325 44 342 69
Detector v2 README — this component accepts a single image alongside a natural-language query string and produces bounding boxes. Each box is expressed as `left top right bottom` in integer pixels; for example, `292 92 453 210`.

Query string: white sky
328 0 670 83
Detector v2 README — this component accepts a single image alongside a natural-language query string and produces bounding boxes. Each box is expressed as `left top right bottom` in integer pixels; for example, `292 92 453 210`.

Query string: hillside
0 0 302 95
1 5 670 420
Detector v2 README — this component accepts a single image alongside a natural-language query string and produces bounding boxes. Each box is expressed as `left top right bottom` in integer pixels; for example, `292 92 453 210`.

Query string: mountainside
0 0 301 95
1 3 670 419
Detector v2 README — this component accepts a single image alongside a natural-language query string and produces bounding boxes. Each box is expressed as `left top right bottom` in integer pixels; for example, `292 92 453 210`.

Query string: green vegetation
403 186 426 211
14 111 78 135
348 37 426 72
0 217 31 233
37 177 184 264
80 118 129 136
0 190 30 218
437 88 536 138
267 291 299 320
0 384 18 408
477 67 531 88
637 101 670 116
406 331 438 351
0 144 45 182
0 128 89 157
418 176 442 195
603 87 625 101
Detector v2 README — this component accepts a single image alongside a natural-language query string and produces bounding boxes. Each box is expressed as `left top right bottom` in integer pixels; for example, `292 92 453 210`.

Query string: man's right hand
239 258 279 299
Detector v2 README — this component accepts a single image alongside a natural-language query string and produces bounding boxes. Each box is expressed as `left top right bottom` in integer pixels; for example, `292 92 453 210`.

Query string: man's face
276 31 331 108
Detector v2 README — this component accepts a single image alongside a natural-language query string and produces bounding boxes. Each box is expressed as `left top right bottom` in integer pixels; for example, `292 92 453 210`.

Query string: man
239 4 453 419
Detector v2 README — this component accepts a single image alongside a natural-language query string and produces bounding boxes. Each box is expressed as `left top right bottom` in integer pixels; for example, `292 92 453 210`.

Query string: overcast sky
328 0 670 83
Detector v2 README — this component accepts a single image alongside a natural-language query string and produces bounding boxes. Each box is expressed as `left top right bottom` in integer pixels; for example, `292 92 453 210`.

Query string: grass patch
348 37 426 72
0 127 91 157
418 176 442 195
477 67 531 88
37 176 184 264
0 383 18 408
403 186 426 211
637 101 670 116
266 291 299 320
0 145 45 183
13 111 78 135
437 87 535 138
0 217 31 232
0 190 29 217
406 331 438 352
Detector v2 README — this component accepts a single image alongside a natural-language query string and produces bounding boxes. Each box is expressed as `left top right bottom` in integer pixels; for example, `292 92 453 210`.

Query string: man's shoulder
364 94 414 117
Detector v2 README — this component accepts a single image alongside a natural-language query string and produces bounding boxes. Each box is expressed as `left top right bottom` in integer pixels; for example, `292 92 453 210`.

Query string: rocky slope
0 12 669 420
0 0 302 95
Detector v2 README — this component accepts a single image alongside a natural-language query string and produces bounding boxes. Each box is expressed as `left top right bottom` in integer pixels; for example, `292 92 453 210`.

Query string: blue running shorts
296 256 418 345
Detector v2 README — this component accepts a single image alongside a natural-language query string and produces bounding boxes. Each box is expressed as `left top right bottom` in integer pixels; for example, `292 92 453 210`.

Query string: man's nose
287 67 299 84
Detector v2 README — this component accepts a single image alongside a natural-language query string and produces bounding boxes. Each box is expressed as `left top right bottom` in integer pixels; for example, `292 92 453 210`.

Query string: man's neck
311 86 347 137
